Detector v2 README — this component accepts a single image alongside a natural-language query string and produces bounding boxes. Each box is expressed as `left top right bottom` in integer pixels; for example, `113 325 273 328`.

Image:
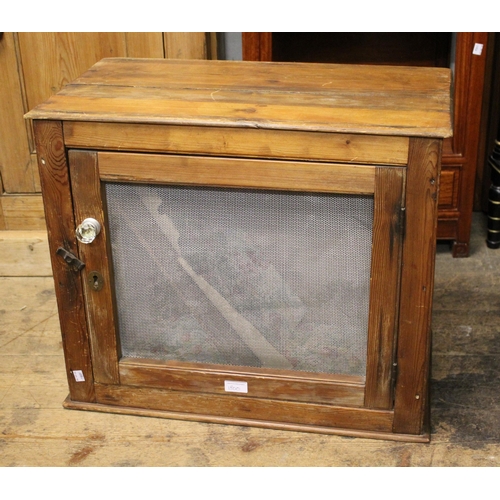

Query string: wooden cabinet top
26 58 453 138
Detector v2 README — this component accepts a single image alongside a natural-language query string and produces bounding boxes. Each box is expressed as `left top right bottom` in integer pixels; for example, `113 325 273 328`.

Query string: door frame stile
33 120 96 402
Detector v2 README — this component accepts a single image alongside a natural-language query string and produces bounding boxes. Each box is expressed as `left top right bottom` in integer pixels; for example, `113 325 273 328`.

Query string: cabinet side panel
393 137 441 435
33 120 95 402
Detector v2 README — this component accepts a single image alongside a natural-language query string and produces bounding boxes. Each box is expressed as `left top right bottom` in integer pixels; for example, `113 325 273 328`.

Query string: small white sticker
73 370 85 382
224 380 248 393
473 43 483 56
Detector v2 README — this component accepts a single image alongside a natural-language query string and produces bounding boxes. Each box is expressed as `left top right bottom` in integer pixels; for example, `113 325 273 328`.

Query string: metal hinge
392 361 398 405
400 206 406 240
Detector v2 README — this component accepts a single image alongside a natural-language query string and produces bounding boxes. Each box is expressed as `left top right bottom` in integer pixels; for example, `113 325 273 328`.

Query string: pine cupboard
26 58 452 441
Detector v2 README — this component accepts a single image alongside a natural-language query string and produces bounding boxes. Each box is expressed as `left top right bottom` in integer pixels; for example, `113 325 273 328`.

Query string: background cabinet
242 32 492 257
0 32 215 230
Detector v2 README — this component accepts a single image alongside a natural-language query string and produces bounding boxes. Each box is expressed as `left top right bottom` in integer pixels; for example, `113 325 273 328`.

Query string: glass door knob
76 218 101 244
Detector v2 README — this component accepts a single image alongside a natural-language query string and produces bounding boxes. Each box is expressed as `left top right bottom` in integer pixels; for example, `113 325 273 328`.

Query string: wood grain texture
438 32 490 255
0 33 35 193
33 120 95 402
124 33 164 58
64 122 409 166
11 247 500 466
0 194 45 230
393 137 441 435
448 33 486 156
68 150 120 385
1 32 163 201
0 230 51 276
364 167 405 409
164 32 208 60
0 198 5 230
242 33 272 61
240 31 486 257
452 33 489 255
437 168 460 209
27 59 450 441
63 396 430 442
30 153 42 192
242 33 260 61
97 152 376 194
25 58 453 138
69 57 448 94
95 383 393 433
18 33 128 113
119 358 365 407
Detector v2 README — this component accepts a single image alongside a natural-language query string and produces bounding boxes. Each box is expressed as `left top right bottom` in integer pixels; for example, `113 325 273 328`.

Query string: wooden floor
0 213 499 467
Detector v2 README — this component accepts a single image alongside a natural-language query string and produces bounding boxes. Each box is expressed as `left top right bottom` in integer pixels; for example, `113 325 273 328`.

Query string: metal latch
56 247 85 271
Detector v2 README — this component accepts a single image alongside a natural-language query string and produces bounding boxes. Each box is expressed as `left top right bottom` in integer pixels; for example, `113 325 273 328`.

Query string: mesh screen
104 182 374 376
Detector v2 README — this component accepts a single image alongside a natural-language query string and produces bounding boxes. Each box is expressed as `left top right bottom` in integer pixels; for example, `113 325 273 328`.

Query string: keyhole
88 271 103 291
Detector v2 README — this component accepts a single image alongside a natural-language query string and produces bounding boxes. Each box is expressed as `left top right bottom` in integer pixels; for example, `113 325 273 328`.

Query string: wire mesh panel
104 183 374 376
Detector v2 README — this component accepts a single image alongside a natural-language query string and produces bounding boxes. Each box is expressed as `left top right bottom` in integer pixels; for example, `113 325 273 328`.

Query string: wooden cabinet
0 32 214 230
242 32 490 257
27 58 451 441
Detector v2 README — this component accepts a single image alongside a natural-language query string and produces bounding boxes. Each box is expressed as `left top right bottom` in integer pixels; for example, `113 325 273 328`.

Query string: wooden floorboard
0 230 51 277
0 213 499 467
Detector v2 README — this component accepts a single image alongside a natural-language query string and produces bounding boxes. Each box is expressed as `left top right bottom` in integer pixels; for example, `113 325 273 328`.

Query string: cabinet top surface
25 58 453 138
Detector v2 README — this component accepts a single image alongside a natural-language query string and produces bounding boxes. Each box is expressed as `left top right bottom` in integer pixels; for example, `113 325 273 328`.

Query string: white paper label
73 370 85 382
473 43 483 56
224 380 248 393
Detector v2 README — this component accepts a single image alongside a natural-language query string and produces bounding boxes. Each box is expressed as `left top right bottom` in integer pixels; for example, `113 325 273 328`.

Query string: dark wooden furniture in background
243 32 489 257
486 115 500 248
479 35 500 213
27 58 451 441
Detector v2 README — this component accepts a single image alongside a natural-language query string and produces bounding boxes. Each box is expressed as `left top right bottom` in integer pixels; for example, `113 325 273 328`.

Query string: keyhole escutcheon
87 271 104 291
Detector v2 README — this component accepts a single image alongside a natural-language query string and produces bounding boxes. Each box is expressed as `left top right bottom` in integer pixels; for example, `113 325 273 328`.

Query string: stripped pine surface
0 230 51 276
68 150 120 385
393 138 442 435
64 122 410 166
33 121 95 403
26 58 453 138
364 167 405 409
24 59 453 440
97 152 377 194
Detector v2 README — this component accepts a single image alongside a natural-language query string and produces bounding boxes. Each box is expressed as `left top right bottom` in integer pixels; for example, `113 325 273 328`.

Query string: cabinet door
68 150 405 431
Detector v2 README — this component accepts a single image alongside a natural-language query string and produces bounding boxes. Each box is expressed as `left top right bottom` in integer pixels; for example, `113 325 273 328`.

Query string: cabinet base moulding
63 396 430 443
